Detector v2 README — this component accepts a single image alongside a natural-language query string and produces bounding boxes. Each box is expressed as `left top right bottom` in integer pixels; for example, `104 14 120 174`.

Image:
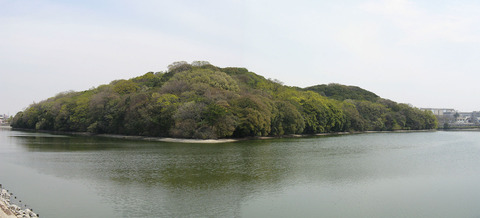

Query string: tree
271 101 305 135
191 61 211 67
232 95 272 137
167 61 191 73
170 101 215 139
296 91 344 133
341 100 366 131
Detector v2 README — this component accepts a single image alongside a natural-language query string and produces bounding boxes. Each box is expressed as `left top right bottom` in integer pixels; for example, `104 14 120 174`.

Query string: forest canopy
11 62 438 139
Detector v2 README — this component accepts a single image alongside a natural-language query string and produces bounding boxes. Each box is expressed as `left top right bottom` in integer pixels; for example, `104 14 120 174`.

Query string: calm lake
1 127 480 217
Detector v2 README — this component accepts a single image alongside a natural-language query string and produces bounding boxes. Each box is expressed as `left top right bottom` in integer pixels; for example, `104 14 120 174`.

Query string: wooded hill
11 61 438 139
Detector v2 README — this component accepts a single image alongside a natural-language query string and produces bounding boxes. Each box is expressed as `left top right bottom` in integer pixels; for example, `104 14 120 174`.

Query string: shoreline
10 128 438 144
88 129 440 143
1 186 38 218
439 128 480 131
0 199 16 218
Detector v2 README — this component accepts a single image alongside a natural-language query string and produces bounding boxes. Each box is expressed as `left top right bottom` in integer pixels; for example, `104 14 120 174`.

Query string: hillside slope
305 83 379 102
11 62 437 139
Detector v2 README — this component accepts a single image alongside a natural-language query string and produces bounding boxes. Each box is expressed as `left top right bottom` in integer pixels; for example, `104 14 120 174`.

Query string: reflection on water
1 128 480 217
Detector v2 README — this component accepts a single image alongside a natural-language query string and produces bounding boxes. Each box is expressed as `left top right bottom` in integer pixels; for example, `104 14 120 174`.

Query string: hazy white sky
2 0 480 114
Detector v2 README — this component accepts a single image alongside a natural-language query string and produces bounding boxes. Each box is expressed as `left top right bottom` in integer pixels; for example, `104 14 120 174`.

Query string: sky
1 0 480 115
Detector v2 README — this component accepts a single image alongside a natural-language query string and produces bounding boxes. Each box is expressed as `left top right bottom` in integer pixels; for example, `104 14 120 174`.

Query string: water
1 127 480 217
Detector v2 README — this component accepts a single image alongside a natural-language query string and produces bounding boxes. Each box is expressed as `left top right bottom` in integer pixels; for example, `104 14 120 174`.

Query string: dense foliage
305 83 379 102
11 62 438 139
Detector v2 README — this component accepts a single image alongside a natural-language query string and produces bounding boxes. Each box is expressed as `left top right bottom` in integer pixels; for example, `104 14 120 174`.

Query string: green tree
232 95 272 137
271 101 305 135
113 80 139 95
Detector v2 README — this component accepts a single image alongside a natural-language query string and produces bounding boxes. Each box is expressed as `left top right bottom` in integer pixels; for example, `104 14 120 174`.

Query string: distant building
0 114 10 125
455 114 469 124
420 108 456 125
420 108 456 116
422 108 480 127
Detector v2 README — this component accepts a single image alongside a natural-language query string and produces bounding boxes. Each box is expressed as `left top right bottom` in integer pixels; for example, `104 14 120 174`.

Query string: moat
1 127 480 217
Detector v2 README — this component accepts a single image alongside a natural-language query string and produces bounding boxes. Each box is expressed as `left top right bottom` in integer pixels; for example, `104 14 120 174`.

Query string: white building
455 116 469 124
453 112 479 124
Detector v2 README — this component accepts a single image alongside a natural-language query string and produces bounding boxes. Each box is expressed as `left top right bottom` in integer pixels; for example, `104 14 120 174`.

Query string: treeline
11 61 438 139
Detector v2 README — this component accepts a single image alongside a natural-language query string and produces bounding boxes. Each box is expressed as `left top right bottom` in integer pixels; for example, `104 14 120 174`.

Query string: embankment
1 185 38 218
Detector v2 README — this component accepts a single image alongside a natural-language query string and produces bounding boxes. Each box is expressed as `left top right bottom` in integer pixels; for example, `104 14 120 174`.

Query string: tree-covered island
11 61 438 139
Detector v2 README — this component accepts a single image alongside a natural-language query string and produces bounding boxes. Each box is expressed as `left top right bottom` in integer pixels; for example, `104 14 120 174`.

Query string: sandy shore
148 137 238 143
96 134 239 143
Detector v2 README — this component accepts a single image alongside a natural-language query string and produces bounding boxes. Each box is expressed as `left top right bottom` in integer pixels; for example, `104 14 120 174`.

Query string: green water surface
1 128 480 217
